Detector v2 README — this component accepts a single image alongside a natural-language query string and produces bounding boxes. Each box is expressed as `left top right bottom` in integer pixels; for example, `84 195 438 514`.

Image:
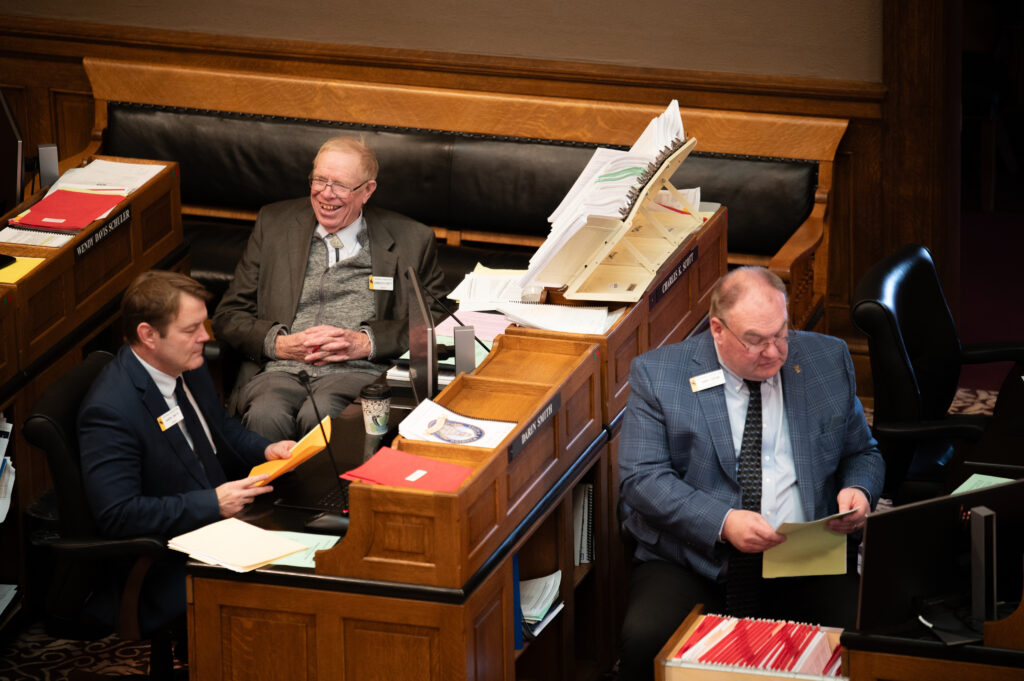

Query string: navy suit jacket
78 345 272 540
619 330 884 582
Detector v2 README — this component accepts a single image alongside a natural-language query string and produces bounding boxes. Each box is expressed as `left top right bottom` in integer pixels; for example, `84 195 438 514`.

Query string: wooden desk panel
0 287 15 388
189 558 512 681
4 157 181 369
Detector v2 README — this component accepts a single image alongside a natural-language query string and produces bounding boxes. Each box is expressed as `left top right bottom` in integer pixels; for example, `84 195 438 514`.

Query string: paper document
953 473 1013 494
267 531 340 569
762 508 856 578
168 518 307 572
519 571 561 622
249 415 331 485
436 311 511 343
399 399 516 449
0 226 74 247
0 456 13 524
497 302 623 335
0 256 44 284
341 446 476 492
51 159 165 196
0 583 17 617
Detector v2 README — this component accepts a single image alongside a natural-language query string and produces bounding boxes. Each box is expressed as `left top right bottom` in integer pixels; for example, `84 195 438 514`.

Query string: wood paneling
0 8 961 397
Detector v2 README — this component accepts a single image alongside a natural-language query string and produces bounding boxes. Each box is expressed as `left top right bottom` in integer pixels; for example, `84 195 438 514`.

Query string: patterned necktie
174 377 226 487
727 379 763 617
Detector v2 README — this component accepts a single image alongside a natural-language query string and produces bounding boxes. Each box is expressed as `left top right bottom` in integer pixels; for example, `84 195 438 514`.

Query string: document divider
658 605 844 681
312 337 601 589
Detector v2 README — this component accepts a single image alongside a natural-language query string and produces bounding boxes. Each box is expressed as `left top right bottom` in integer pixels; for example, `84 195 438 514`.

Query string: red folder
9 189 125 231
341 446 475 492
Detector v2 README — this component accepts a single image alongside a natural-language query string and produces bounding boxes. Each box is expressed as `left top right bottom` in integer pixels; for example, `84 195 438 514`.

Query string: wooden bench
68 58 847 329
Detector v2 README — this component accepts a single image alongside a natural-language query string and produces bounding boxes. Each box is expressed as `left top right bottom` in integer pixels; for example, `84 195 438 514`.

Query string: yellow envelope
762 509 854 579
248 415 331 486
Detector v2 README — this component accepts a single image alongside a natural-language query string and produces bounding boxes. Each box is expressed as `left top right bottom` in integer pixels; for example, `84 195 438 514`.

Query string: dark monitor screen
857 478 1024 634
0 90 23 217
406 266 437 405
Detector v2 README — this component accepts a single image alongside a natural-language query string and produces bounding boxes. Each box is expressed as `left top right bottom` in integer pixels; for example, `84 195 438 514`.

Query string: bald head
709 267 788 324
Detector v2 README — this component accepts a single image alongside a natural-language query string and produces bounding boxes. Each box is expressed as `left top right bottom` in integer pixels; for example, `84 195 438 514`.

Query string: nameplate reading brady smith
507 393 562 461
74 207 131 260
648 246 697 310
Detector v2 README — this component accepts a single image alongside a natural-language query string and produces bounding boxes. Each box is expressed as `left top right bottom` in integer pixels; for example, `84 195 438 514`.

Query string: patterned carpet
0 623 156 680
0 388 999 680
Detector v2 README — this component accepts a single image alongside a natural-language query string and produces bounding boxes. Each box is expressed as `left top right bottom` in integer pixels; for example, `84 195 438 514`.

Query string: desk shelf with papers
506 203 727 426
186 335 615 680
315 335 601 588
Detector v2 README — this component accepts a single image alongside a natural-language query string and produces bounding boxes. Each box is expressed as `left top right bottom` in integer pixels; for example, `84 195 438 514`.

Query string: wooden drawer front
0 288 15 386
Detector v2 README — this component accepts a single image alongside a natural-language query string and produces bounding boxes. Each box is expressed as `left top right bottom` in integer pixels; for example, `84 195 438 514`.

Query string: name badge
157 405 184 431
689 369 725 393
369 275 394 291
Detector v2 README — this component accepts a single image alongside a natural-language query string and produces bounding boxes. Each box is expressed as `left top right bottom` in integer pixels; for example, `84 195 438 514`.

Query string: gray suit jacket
212 199 446 399
618 330 884 581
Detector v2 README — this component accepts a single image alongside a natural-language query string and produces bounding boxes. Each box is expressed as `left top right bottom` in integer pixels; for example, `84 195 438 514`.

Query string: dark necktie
174 377 226 487
727 379 763 617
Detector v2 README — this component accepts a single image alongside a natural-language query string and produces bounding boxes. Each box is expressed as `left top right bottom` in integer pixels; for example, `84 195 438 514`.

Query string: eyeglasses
719 320 791 355
309 174 369 197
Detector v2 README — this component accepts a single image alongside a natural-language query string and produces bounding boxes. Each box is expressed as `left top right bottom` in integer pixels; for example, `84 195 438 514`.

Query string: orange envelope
248 415 331 486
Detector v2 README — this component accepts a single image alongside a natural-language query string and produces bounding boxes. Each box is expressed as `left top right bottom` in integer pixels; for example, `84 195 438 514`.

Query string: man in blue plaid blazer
617 267 884 681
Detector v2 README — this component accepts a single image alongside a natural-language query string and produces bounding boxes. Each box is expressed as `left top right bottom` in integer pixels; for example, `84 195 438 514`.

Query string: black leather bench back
104 103 817 297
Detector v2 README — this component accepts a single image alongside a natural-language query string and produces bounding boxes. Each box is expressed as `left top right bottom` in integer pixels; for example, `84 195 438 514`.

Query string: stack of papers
519 571 563 638
399 399 516 449
168 518 307 572
521 100 686 290
341 446 476 492
1 159 165 247
672 614 842 676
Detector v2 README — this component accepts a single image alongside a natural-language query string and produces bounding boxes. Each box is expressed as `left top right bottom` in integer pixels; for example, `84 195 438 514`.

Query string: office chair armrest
47 535 167 559
203 339 226 362
872 417 987 442
960 341 1024 365
963 460 1024 478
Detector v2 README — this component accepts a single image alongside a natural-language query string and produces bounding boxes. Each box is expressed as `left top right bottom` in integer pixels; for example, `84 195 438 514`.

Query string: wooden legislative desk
185 206 727 681
0 157 184 632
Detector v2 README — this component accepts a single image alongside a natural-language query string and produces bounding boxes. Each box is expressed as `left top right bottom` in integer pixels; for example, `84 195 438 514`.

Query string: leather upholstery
851 243 1024 501
105 102 817 298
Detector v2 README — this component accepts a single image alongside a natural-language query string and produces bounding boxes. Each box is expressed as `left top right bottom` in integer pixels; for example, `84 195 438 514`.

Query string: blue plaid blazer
618 330 884 581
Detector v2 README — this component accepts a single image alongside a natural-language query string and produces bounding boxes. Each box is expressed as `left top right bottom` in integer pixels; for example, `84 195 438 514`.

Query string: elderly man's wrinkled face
309 150 377 233
710 279 790 382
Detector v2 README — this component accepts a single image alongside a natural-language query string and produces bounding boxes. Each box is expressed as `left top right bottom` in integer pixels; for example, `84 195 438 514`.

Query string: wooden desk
186 211 728 680
0 157 184 629
188 401 610 681
842 630 1024 681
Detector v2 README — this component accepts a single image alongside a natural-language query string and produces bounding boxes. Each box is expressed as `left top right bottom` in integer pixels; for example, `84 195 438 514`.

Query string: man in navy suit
617 267 884 681
78 270 295 635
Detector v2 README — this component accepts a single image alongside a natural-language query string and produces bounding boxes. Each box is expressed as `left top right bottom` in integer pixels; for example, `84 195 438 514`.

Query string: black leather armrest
960 342 1024 365
872 414 989 442
47 535 167 558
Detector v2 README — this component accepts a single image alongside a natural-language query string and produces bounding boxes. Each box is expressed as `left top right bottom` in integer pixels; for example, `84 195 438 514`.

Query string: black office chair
851 243 1024 503
23 350 178 680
